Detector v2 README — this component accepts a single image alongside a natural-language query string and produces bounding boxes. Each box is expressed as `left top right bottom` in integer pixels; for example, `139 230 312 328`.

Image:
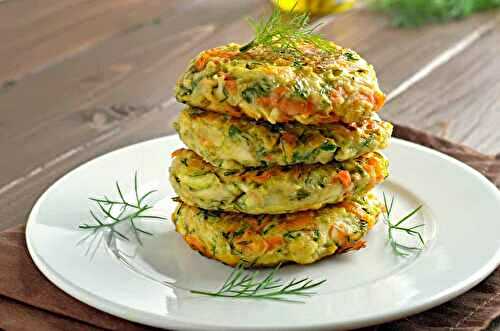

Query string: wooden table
1 1 499 329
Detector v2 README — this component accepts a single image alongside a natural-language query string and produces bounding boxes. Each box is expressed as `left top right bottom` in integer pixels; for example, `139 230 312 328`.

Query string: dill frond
382 193 425 256
79 172 166 244
240 5 334 55
191 263 326 302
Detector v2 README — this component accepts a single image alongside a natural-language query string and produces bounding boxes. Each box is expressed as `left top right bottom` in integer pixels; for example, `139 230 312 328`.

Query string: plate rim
26 136 500 330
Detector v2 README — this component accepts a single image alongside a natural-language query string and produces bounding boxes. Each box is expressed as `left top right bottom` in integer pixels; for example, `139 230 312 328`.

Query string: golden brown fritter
175 42 385 125
169 148 388 214
172 193 382 267
175 107 392 169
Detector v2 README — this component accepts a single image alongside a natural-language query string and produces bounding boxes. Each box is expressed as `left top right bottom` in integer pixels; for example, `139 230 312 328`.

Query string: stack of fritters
170 41 392 267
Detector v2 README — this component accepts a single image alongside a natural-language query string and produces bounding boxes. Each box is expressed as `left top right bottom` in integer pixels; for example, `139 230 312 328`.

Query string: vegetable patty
175 42 385 125
169 149 388 214
175 107 392 169
172 193 382 267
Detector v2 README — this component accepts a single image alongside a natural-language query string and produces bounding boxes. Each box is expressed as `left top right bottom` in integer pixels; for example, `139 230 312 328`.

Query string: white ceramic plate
26 136 500 331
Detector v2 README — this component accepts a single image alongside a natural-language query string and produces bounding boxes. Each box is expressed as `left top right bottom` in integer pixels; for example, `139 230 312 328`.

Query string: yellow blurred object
274 0 356 15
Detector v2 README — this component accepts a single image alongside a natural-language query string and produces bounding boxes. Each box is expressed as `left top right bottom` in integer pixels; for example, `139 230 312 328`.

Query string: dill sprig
371 0 500 27
191 263 326 302
240 5 334 55
79 172 166 245
383 193 424 256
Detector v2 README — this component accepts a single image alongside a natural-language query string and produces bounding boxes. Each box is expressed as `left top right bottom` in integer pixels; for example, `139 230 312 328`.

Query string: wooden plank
0 0 269 188
0 0 196 84
383 22 500 154
0 102 182 231
318 9 498 93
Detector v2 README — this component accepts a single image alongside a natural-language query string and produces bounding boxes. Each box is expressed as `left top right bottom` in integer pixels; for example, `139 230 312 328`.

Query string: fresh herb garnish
370 0 500 27
292 60 305 69
383 193 424 256
292 79 310 99
284 230 302 240
361 135 375 148
319 141 338 152
312 229 321 241
241 79 274 103
190 263 326 302
262 223 276 234
79 172 166 244
228 125 243 138
233 227 246 237
295 189 310 200
239 4 335 55
344 52 358 61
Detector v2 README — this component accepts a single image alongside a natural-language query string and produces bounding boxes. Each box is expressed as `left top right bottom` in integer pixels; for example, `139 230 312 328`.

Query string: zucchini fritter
172 193 382 267
175 43 385 125
169 149 388 214
175 107 392 169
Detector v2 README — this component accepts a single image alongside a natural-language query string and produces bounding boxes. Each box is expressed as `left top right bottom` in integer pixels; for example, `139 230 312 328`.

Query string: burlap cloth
1 124 498 331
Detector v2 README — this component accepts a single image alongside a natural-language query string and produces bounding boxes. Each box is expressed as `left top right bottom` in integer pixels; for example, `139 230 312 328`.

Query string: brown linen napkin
0 124 498 331
0 226 157 331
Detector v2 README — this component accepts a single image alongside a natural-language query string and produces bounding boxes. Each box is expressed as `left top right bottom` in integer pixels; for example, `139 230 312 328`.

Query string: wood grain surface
1 1 500 330
385 22 500 153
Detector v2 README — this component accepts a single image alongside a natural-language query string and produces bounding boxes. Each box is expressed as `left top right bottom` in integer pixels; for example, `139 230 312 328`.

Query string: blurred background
274 0 356 14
